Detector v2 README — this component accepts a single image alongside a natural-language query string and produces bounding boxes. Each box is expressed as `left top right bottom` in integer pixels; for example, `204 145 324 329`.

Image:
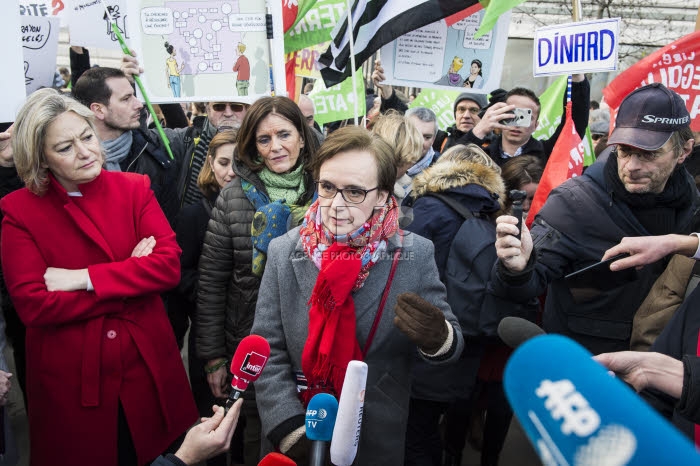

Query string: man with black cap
492 83 700 354
439 92 489 151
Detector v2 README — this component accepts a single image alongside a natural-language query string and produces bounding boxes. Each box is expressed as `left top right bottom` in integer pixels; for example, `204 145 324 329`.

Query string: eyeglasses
616 145 672 163
211 102 247 112
316 180 379 204
456 106 481 116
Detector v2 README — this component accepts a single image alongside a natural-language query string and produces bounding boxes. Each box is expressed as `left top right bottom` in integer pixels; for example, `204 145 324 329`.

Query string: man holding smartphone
491 83 700 355
457 74 590 167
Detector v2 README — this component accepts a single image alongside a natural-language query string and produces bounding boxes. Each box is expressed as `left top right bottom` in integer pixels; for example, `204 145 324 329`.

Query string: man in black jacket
493 83 700 355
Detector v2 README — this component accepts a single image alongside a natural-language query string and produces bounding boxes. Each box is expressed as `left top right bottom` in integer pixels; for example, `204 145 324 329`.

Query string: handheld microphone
257 452 296 466
330 361 368 466
497 317 545 349
306 393 338 466
225 334 270 413
504 334 700 465
510 189 527 240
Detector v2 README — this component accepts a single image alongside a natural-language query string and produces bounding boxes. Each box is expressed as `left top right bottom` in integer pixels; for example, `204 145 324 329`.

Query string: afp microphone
306 393 338 466
330 360 367 466
504 334 700 465
225 334 270 413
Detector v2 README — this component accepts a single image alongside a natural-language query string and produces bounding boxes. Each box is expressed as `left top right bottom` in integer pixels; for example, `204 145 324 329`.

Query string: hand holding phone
510 190 527 240
502 108 533 127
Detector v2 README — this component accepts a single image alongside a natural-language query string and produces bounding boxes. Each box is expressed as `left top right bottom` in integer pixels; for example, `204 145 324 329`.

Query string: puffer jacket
196 161 314 364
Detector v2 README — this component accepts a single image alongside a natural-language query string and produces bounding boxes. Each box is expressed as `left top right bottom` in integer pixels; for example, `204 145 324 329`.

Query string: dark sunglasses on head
211 102 247 112
591 133 606 141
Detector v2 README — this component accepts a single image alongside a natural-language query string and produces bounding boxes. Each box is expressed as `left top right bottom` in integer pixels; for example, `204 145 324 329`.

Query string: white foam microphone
329 360 368 466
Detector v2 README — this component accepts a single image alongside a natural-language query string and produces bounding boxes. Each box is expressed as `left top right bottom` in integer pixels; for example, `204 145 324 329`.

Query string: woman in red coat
0 89 197 465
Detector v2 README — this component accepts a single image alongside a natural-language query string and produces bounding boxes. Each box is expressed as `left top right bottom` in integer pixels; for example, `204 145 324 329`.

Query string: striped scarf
182 129 214 207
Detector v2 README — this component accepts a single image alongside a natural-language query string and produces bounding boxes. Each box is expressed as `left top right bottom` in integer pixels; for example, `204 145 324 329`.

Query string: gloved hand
394 292 449 354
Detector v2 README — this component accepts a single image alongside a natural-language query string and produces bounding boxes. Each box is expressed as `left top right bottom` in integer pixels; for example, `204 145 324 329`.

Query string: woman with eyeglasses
196 96 318 466
251 126 464 464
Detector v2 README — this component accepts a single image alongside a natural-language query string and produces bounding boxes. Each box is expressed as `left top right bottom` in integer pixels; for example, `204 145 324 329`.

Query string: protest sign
65 0 128 50
126 0 286 103
308 72 365 125
3 0 27 123
603 30 700 131
289 42 328 79
408 89 462 131
284 0 344 54
379 8 509 93
534 18 619 77
19 0 67 24
22 15 60 95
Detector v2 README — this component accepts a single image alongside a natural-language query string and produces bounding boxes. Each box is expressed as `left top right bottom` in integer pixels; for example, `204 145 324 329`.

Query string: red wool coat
0 171 197 466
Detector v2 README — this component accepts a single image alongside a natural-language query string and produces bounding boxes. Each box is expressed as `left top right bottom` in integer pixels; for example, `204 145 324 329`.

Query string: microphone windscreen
504 334 700 465
306 393 338 442
330 360 368 466
497 316 545 349
257 452 296 466
230 334 271 392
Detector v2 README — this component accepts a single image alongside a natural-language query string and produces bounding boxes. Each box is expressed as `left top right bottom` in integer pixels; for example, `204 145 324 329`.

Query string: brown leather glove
394 292 449 354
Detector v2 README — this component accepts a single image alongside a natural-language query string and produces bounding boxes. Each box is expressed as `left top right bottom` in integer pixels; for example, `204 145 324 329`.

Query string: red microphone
225 334 270 413
257 452 296 466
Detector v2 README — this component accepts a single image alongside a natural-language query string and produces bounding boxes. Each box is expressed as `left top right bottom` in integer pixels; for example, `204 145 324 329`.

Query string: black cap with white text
607 83 690 151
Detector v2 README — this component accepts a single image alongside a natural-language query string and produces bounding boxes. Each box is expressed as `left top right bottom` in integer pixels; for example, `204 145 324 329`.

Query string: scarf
604 153 694 236
183 124 215 207
257 163 306 206
299 196 400 401
102 131 133 172
406 147 436 178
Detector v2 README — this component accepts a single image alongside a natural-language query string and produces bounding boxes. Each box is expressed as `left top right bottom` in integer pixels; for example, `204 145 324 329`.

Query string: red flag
282 0 299 33
285 51 298 100
526 102 584 228
603 31 700 132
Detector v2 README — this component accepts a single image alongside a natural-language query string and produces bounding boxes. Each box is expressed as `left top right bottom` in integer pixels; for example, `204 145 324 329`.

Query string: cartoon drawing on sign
131 0 284 102
164 41 185 97
24 62 34 86
103 5 128 42
233 42 250 96
434 56 464 86
463 59 484 89
252 47 268 94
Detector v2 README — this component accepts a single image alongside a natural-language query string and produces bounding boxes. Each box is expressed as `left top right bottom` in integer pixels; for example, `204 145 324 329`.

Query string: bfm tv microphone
257 452 296 466
225 334 270 413
330 360 368 466
306 393 339 466
497 316 545 349
504 334 700 465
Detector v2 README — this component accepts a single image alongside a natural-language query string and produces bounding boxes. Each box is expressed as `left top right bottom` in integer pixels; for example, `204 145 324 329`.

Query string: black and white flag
319 0 481 87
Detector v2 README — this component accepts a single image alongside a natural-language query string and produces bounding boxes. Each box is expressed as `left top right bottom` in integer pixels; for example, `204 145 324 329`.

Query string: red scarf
299 197 399 402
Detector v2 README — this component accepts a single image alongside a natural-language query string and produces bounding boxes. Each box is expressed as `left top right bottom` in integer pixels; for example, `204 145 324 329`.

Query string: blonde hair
438 144 501 174
197 130 238 197
371 111 423 168
237 43 246 54
12 88 101 195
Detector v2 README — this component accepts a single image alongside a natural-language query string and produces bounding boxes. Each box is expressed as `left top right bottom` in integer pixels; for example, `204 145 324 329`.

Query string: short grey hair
405 107 438 135
13 88 100 195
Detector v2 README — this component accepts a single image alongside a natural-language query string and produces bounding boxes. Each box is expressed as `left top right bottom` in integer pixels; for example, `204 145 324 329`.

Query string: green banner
475 0 526 38
308 71 366 125
284 0 346 54
409 89 464 131
532 75 568 141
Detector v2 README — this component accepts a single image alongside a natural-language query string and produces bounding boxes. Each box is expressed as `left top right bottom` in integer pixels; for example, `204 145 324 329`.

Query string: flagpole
345 0 359 126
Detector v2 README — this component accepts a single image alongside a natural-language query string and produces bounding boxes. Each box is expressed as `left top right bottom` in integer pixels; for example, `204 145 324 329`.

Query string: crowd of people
0 39 699 466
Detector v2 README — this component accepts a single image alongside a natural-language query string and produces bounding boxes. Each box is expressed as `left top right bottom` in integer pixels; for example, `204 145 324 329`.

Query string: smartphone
502 108 533 127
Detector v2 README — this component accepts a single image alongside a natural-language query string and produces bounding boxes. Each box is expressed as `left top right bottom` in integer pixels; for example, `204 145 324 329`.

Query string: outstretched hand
602 234 698 271
174 400 243 465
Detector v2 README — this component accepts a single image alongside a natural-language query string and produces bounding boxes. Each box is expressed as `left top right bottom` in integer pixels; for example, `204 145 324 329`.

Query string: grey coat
251 228 464 465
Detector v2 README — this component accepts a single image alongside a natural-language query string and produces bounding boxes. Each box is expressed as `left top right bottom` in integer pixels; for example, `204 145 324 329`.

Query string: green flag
475 0 526 38
308 71 366 125
284 0 346 54
409 89 464 131
532 75 568 141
